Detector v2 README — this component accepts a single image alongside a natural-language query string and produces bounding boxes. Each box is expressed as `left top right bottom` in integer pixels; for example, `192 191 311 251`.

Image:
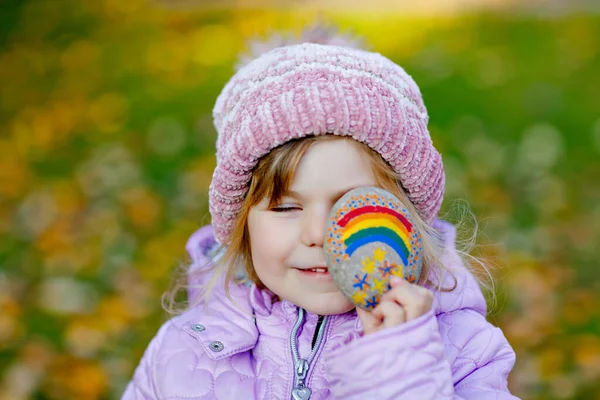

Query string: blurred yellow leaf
119 186 163 231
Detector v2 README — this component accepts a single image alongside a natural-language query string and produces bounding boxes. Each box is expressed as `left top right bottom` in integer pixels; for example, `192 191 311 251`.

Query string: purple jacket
123 220 519 399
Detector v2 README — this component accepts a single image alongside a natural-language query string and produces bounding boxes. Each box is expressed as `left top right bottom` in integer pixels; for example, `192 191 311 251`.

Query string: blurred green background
1 0 599 399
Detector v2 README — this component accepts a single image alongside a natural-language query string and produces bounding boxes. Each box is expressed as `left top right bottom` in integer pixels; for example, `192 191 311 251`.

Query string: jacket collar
174 280 260 361
174 280 359 360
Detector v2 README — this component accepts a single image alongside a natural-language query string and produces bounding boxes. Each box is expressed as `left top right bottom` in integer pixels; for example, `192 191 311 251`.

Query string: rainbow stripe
338 205 413 265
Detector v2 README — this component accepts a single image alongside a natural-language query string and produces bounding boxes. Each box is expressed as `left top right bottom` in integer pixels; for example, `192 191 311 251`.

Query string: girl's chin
298 296 355 316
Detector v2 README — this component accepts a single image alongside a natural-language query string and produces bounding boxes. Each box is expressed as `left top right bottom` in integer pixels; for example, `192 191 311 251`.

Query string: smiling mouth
299 267 329 273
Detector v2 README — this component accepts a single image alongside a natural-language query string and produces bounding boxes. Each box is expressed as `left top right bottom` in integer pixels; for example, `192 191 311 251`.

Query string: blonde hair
163 135 495 314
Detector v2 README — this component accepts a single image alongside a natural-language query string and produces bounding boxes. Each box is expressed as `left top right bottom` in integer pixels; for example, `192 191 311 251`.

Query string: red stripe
337 205 412 232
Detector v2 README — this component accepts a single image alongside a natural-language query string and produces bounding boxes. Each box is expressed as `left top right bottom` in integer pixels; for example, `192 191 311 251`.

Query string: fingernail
390 276 403 284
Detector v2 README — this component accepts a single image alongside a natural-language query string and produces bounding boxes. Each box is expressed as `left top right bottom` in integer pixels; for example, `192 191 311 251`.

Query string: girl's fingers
383 277 433 321
357 276 432 335
376 300 406 328
370 306 384 321
356 306 382 335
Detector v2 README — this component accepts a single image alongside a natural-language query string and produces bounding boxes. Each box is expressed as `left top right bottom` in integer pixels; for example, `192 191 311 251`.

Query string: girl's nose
301 207 328 247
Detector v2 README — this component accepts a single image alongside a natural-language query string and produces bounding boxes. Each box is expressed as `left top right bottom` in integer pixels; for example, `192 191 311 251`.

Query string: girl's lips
304 267 328 273
295 267 332 280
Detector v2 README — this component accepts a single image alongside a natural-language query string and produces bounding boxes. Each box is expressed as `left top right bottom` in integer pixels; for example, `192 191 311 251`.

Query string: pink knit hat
209 36 444 244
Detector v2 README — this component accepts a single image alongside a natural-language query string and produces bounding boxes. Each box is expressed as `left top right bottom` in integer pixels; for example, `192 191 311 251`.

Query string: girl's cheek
263 217 301 240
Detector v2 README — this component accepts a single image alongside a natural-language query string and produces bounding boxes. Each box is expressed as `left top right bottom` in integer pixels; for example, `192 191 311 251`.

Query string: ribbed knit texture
210 43 444 244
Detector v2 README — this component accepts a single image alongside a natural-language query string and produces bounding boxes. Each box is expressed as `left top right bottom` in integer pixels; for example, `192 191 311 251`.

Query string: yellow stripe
342 218 411 246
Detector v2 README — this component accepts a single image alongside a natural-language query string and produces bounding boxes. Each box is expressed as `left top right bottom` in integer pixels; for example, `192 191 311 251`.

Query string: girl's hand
356 276 434 335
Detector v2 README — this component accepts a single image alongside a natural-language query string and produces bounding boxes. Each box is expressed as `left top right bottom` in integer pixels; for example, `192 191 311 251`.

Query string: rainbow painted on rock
338 205 413 266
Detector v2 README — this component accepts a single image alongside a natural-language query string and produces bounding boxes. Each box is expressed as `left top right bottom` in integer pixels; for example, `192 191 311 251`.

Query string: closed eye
270 206 301 213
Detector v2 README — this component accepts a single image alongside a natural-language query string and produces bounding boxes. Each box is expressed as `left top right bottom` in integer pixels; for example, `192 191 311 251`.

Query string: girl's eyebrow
281 190 302 200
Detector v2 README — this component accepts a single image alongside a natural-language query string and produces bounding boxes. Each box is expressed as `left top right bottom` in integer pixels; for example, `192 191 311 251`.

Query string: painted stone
323 187 424 310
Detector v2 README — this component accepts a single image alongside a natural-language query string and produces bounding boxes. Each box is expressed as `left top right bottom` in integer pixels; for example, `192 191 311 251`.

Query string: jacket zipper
290 307 329 400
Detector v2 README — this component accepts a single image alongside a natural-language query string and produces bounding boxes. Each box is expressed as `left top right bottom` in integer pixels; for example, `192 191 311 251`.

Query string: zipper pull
292 359 311 400
296 359 309 382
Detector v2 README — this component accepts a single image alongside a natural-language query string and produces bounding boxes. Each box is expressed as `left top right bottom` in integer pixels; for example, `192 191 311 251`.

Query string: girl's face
247 139 378 315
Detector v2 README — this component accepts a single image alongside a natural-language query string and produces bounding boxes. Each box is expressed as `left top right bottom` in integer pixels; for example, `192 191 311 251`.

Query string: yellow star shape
361 256 377 274
351 290 367 305
373 278 388 293
373 247 387 263
391 267 404 279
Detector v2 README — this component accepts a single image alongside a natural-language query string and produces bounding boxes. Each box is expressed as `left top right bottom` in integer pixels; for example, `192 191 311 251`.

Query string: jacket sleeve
326 307 519 399
326 309 453 399
440 308 519 399
121 323 169 400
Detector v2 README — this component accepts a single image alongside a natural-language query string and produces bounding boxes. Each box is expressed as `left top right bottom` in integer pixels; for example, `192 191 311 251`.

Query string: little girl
123 26 519 399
